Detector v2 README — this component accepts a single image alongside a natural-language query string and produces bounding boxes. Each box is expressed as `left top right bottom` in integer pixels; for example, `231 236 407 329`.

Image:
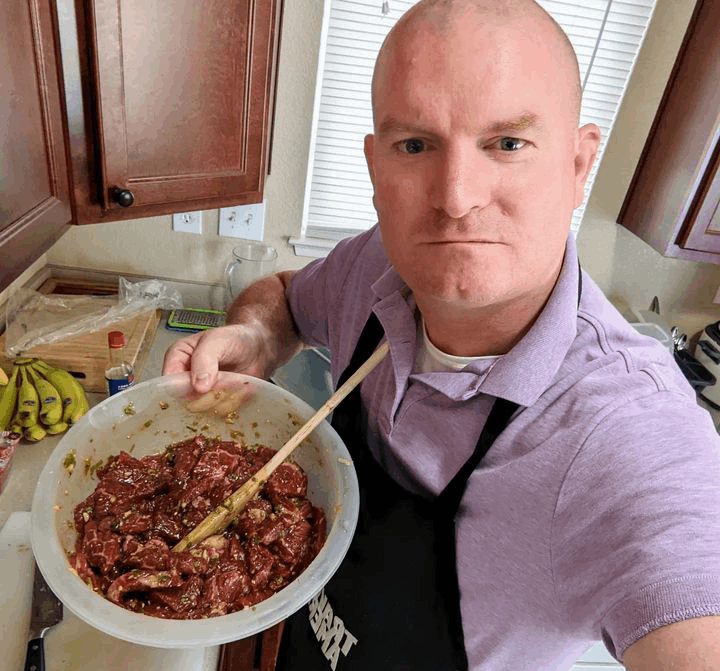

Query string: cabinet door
678 145 720 255
72 0 281 221
0 0 73 292
618 0 720 263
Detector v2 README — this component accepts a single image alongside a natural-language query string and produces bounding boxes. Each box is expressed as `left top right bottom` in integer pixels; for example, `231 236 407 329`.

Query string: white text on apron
308 589 359 669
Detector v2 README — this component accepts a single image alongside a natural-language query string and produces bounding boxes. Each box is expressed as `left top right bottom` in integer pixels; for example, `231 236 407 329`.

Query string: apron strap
338 312 386 388
435 397 520 670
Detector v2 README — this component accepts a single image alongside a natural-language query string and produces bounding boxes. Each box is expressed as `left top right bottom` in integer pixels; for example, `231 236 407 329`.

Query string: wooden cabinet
58 0 283 223
1 0 73 292
618 0 720 263
1 0 283 293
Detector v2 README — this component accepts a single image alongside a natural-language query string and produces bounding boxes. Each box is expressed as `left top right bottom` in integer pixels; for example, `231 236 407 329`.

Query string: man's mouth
424 239 503 245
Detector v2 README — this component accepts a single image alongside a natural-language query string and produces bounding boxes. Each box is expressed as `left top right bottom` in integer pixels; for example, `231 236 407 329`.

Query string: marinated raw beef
69 435 326 618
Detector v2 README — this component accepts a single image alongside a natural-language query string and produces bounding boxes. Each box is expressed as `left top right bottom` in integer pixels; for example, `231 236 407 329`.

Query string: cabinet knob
111 188 135 207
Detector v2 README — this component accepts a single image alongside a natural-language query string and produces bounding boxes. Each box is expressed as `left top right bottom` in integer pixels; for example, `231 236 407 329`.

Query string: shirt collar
478 235 579 406
366 234 580 407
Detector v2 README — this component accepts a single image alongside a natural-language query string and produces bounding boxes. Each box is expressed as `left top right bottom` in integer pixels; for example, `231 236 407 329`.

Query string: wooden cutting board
0 279 161 393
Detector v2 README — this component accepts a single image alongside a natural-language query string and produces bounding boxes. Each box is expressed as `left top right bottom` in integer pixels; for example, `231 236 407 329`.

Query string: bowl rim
31 371 359 648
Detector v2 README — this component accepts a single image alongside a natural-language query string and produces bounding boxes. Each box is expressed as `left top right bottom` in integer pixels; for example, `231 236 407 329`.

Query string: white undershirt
415 318 499 373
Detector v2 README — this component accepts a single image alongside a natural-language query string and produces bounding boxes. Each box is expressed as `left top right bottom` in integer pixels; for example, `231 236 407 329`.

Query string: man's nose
430 145 492 220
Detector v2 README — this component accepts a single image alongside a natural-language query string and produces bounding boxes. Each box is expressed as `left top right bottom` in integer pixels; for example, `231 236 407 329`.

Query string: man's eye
497 137 526 151
398 138 426 154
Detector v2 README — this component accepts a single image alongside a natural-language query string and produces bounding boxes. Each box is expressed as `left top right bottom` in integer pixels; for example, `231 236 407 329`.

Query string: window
291 0 658 257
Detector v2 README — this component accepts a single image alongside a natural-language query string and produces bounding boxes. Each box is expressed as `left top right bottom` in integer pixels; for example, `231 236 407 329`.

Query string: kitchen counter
611 298 720 430
663 310 720 430
0 309 221 671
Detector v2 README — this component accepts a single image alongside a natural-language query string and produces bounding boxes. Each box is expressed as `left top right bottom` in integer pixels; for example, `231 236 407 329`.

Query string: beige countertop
0 310 220 671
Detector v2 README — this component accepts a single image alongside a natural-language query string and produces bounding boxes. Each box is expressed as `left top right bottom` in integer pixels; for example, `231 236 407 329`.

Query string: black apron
276 312 520 671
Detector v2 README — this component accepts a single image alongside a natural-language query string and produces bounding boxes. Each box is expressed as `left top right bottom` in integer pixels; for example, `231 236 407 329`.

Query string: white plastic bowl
31 372 358 648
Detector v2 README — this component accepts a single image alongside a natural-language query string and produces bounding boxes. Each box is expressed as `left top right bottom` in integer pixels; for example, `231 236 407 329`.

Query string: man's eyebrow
484 113 542 134
377 119 426 137
376 113 543 137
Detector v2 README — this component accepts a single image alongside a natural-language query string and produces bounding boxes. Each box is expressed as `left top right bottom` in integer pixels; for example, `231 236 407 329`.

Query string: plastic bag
3 278 183 356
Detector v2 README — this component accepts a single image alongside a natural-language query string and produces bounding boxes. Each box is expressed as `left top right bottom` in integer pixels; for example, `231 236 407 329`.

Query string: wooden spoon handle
173 341 389 552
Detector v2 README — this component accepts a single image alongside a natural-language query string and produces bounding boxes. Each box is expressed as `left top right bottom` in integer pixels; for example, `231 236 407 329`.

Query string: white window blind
292 0 657 257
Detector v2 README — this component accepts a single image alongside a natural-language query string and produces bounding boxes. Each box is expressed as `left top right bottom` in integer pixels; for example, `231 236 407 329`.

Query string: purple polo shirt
287 225 720 670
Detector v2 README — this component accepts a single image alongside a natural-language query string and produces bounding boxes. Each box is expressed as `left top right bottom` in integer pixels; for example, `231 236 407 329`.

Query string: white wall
13 0 720 331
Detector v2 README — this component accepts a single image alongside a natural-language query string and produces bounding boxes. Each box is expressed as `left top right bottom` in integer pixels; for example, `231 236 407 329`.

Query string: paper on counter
0 511 34 671
45 612 209 671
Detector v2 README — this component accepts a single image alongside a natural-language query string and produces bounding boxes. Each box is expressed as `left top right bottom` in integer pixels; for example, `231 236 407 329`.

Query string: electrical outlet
172 211 203 234
218 201 266 241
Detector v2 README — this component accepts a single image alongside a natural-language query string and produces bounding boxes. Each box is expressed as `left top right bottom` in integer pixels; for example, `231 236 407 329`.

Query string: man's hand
622 616 720 670
162 271 304 392
162 322 270 392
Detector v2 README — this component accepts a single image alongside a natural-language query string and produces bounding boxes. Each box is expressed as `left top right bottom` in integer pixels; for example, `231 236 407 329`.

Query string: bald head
371 0 582 124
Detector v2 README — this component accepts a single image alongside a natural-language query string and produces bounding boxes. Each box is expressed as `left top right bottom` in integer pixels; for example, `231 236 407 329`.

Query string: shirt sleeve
285 226 382 349
551 391 720 661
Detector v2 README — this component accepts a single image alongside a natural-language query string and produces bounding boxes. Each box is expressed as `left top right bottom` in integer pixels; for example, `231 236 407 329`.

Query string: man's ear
573 123 602 208
364 134 376 187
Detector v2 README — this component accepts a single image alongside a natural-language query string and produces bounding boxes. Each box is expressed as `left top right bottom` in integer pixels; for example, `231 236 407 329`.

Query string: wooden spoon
173 341 389 552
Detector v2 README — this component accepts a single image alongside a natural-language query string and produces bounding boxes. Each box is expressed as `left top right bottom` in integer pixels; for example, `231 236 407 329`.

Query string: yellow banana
0 366 20 430
27 365 63 426
64 391 90 425
15 367 39 428
23 423 47 442
44 421 69 435
32 360 88 424
0 367 8 386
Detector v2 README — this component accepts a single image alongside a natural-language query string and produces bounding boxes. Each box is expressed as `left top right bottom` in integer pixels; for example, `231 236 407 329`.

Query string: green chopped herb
63 451 76 473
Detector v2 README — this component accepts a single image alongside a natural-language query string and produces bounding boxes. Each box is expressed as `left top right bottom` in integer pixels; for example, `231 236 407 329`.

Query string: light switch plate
172 211 203 234
218 201 266 241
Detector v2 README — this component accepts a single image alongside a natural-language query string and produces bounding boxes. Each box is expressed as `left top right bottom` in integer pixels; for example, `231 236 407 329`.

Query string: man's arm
163 270 304 391
622 616 720 670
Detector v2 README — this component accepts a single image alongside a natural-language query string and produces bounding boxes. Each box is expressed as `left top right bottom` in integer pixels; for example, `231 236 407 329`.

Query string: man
164 1 720 668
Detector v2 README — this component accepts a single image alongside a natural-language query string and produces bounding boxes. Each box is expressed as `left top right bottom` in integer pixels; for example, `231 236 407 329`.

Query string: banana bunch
0 358 89 442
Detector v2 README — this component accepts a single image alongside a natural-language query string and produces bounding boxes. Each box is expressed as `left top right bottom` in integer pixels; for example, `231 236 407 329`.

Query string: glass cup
225 242 278 302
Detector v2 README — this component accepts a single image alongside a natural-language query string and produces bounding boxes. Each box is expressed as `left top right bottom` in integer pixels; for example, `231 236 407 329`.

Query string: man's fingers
162 334 202 375
191 370 216 394
161 332 219 392
189 330 241 392
162 325 262 393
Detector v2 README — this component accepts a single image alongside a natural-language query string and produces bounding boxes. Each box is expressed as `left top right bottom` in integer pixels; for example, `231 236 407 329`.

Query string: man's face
365 14 599 313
